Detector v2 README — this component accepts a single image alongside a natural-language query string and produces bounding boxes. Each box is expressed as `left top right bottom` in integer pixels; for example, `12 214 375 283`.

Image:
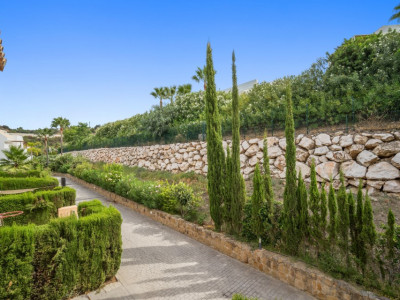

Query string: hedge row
0 187 76 225
0 177 59 190
0 170 42 178
0 200 122 300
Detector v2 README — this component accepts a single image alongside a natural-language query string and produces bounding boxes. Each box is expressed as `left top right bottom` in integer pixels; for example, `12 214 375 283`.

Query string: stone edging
56 173 388 300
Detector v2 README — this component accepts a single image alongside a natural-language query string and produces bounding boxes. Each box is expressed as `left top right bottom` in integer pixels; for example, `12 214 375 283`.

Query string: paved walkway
63 177 314 300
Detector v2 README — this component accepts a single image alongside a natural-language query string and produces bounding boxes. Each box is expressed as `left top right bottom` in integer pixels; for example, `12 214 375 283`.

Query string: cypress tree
337 172 349 256
328 182 338 242
348 192 357 254
230 51 245 235
386 209 395 260
224 147 233 232
283 82 298 254
263 133 274 214
354 180 366 267
205 43 225 231
296 171 309 242
361 192 376 248
309 159 321 245
252 163 265 249
320 182 328 238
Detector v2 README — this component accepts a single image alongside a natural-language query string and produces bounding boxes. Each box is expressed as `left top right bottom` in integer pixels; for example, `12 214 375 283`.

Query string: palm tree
168 85 177 103
177 84 192 95
0 145 29 170
37 128 54 166
390 4 400 22
150 87 167 108
51 117 70 155
192 66 207 90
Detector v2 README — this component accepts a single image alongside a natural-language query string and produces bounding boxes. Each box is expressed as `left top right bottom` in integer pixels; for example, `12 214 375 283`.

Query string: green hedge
0 200 122 300
0 170 42 178
0 177 59 190
0 187 76 225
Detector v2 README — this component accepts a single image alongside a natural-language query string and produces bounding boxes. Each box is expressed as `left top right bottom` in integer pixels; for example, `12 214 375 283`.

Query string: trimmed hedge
0 177 59 190
0 170 42 178
0 200 122 299
0 187 76 225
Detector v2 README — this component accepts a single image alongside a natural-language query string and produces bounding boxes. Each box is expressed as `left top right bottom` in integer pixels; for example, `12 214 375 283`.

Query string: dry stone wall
70 130 400 194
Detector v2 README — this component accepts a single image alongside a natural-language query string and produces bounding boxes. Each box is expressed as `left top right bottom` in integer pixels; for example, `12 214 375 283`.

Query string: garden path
63 177 315 300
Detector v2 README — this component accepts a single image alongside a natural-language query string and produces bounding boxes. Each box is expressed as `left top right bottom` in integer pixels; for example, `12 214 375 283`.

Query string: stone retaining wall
70 130 400 194
58 173 387 300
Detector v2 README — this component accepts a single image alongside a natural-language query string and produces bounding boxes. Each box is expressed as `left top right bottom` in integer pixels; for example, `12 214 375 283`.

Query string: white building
0 130 24 159
223 79 258 94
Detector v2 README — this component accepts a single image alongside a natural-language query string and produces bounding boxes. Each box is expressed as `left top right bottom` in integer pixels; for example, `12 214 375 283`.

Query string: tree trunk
60 127 63 155
160 98 163 108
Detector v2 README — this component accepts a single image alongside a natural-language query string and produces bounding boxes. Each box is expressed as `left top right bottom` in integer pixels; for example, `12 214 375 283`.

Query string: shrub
0 177 59 190
0 170 42 178
0 187 76 225
0 200 122 299
232 294 258 300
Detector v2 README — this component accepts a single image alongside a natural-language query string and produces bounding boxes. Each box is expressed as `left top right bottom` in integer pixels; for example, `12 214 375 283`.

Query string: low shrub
0 170 42 178
232 294 258 300
0 177 59 190
0 200 122 299
0 187 76 225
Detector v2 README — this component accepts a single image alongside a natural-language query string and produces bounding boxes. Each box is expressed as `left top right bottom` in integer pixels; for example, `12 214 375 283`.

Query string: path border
55 173 388 300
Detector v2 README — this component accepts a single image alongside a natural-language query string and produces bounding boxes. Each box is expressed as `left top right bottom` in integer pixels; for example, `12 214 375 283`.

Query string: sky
0 0 398 129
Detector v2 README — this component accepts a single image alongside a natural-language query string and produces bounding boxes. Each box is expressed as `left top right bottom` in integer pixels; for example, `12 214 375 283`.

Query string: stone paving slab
62 177 315 300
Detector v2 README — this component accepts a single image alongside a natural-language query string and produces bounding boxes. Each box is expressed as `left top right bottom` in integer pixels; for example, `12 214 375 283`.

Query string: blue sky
0 0 397 129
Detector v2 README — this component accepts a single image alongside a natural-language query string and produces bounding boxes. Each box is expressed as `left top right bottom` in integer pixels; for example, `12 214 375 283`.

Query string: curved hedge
0 177 59 190
0 200 122 299
0 187 76 225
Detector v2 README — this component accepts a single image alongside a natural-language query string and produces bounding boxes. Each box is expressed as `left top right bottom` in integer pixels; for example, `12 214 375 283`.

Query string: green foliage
205 42 225 231
386 209 395 260
231 294 258 300
282 82 298 254
224 148 233 231
0 187 76 225
361 192 376 248
348 192 357 254
0 200 122 299
230 51 245 235
251 164 264 239
0 145 29 170
328 182 338 242
0 177 59 190
0 170 42 178
320 182 328 238
337 172 349 255
296 172 309 242
355 180 366 265
309 160 321 245
262 135 274 214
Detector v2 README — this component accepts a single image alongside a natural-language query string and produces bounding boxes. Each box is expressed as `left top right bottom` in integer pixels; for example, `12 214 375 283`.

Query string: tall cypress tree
296 171 309 243
348 192 357 254
283 82 298 254
309 159 321 245
230 51 245 235
252 163 265 249
205 43 225 232
337 172 349 257
386 209 395 260
224 147 233 232
320 182 328 239
263 133 274 214
361 192 376 248
355 180 365 261
328 182 338 242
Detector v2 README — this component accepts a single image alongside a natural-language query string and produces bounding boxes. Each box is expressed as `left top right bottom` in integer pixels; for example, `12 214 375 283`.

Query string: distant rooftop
374 25 400 34
223 79 258 94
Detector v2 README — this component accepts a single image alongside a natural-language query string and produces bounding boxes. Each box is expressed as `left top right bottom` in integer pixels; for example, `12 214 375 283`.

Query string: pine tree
348 192 357 254
386 209 395 260
282 82 298 254
252 163 265 248
296 171 309 243
337 172 349 256
263 133 274 214
328 182 338 242
361 192 376 248
320 182 328 238
309 159 321 245
224 147 233 232
230 51 245 235
205 43 225 231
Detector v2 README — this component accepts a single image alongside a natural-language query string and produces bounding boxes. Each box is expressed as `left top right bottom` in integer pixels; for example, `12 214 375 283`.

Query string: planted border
0 177 59 190
0 170 42 178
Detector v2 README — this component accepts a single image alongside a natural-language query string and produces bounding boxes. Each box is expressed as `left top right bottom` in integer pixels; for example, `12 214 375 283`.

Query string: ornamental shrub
0 187 76 225
0 177 59 190
0 170 42 178
328 182 337 242
0 200 122 299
